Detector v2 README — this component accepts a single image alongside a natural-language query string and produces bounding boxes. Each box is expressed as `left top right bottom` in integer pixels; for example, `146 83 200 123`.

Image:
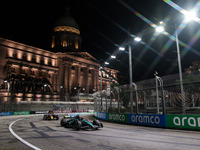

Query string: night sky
1 0 200 83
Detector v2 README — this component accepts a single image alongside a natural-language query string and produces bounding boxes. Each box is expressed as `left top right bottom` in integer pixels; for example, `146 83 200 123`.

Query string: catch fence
94 81 200 114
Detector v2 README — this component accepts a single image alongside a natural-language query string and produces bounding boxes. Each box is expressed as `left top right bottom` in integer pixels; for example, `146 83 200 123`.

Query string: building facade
0 8 118 104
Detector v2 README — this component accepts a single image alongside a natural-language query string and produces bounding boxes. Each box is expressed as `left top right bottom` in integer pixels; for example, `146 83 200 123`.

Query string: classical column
67 65 72 93
95 69 99 91
84 68 89 93
64 65 68 93
75 66 80 88
91 69 95 92
54 72 58 92
52 73 55 91
57 58 64 92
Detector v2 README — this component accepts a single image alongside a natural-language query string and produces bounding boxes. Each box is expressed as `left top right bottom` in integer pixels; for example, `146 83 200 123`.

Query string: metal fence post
132 83 138 114
156 76 165 114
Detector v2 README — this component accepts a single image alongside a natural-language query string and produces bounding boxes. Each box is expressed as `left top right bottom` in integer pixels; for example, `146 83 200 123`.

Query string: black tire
73 120 81 130
93 120 100 126
43 115 47 120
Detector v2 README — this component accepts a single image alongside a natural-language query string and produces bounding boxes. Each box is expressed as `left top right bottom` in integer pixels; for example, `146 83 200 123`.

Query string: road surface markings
9 119 42 150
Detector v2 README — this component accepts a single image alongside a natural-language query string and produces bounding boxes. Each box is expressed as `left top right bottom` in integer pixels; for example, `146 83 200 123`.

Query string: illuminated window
63 35 68 47
75 39 79 49
51 36 55 48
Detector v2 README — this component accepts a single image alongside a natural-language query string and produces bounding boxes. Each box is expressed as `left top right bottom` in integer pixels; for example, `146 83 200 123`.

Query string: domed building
0 6 119 111
51 7 82 52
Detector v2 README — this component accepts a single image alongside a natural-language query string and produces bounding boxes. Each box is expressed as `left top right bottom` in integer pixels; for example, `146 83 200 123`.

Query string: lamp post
175 26 186 114
160 10 197 113
4 80 10 112
100 67 103 112
128 44 133 113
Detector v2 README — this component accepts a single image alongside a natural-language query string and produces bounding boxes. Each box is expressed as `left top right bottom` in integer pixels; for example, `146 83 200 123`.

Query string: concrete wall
0 101 94 112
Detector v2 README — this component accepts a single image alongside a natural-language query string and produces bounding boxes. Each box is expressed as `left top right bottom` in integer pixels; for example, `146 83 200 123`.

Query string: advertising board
166 114 200 130
0 112 12 116
12 111 30 115
107 113 128 123
128 114 166 127
97 112 107 120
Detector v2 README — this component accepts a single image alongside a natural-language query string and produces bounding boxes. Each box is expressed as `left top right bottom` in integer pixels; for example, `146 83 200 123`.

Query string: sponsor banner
128 114 166 127
107 113 128 123
97 112 107 120
53 109 89 113
0 112 12 116
35 111 48 114
166 114 200 130
12 111 30 115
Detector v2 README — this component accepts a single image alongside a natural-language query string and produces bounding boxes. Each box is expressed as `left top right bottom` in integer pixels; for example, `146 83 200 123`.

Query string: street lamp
159 10 197 113
175 25 186 114
119 38 141 113
134 37 142 42
111 55 116 59
119 47 125 51
155 26 164 33
184 10 197 22
104 62 109 65
155 21 185 113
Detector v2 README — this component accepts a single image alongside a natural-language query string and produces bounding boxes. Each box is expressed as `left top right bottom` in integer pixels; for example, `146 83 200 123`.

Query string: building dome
54 7 79 29
51 6 82 52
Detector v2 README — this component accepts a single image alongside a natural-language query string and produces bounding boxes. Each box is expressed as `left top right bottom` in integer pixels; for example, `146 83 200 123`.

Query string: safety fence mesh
94 81 200 114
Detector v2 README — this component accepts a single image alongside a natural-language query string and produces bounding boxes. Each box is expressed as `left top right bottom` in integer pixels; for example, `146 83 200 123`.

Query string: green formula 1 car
60 115 103 130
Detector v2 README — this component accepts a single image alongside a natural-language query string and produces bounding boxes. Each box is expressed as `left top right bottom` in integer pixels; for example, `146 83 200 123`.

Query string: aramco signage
166 114 200 130
107 113 128 123
128 114 166 127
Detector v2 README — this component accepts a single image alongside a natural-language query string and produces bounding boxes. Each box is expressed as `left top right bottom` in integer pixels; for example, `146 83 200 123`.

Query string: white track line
9 119 42 150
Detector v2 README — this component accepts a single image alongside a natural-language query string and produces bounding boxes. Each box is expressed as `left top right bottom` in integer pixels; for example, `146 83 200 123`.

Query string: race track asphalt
1 114 200 150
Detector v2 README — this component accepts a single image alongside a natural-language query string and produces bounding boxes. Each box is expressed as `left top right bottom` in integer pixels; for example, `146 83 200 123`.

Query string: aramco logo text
109 114 126 122
173 116 200 127
130 115 160 125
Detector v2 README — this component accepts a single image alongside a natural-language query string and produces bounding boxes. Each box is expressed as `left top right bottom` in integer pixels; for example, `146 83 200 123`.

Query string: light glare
156 26 164 33
111 55 116 59
134 37 142 42
119 47 125 51
184 10 197 22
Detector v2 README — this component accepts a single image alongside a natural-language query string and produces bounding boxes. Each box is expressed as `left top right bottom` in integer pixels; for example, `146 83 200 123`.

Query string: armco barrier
166 114 200 130
95 112 200 130
107 113 128 123
12 111 30 115
97 112 107 120
0 112 12 116
95 112 166 127
128 114 166 127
